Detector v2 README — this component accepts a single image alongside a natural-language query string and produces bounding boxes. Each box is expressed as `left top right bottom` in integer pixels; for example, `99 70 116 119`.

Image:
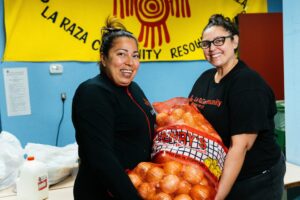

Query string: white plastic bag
24 143 78 185
0 131 24 190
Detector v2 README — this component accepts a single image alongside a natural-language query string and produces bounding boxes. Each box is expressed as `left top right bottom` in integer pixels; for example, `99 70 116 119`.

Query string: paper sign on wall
3 68 32 116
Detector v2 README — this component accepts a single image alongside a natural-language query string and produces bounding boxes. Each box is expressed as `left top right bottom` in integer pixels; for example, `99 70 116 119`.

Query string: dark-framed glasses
199 35 233 49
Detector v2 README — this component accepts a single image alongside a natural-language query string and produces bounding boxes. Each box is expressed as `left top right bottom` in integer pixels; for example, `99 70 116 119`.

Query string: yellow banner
3 0 267 62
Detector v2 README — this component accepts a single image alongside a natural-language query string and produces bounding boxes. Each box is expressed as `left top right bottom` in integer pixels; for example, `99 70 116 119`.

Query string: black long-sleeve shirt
72 73 156 199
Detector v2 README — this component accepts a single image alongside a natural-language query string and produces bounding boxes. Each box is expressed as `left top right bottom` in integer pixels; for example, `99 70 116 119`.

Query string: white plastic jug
17 156 49 200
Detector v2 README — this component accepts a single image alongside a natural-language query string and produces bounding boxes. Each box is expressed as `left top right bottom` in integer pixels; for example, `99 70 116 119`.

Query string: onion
193 113 205 122
152 192 172 200
160 174 180 194
199 124 209 132
190 184 211 200
168 114 179 124
182 165 204 184
153 152 173 164
163 161 183 175
174 194 192 200
176 180 191 194
182 112 196 127
134 162 153 179
199 176 209 186
171 108 185 120
128 172 142 188
137 182 156 200
156 112 169 126
146 166 165 183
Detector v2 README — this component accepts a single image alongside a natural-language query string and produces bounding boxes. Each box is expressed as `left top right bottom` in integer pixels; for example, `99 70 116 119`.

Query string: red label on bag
152 125 228 185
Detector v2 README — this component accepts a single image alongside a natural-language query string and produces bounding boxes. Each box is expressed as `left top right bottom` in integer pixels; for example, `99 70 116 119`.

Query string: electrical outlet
49 64 63 74
61 92 67 101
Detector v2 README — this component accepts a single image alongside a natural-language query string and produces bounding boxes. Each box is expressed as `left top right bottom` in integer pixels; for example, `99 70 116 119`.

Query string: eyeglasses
199 35 233 49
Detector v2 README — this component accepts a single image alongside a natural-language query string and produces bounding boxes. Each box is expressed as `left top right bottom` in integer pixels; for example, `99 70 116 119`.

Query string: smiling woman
189 14 285 200
100 36 139 86
71 16 156 200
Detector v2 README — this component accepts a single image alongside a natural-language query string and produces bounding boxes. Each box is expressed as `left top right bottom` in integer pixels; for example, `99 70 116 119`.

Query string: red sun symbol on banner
113 0 191 48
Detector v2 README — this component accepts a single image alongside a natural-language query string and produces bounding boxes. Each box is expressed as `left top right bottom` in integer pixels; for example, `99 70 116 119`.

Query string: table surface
284 162 300 189
1 161 300 199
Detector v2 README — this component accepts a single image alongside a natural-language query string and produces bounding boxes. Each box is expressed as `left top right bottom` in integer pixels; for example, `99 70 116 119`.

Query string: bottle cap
27 156 35 161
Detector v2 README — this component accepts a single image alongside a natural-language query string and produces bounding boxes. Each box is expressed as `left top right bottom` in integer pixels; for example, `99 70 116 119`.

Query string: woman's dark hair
99 16 138 71
202 14 239 37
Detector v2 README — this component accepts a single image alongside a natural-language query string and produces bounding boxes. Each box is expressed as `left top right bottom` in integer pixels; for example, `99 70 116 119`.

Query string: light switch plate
49 64 63 74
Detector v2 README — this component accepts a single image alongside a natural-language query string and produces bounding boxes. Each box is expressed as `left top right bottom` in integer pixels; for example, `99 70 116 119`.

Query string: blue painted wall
283 0 300 166
0 0 282 147
0 109 2 132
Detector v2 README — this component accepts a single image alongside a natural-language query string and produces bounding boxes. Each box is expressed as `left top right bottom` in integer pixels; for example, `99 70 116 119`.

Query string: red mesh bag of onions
128 97 228 200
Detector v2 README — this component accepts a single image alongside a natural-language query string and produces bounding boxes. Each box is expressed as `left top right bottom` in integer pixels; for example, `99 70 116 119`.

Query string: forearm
214 145 247 200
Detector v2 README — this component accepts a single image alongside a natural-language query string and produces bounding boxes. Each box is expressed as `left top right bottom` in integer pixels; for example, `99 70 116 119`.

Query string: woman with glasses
189 14 285 200
72 16 155 199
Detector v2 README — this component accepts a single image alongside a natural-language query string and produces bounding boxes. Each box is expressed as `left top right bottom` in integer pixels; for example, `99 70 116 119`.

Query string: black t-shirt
189 60 281 180
72 73 156 199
